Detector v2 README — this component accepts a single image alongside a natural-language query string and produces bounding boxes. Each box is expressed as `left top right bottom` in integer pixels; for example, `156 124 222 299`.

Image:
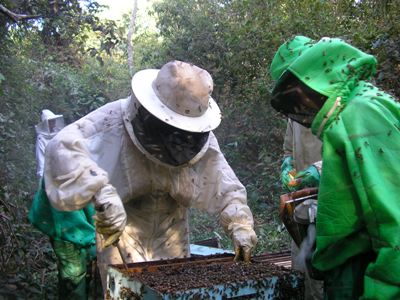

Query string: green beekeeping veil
270 36 378 136
287 37 377 99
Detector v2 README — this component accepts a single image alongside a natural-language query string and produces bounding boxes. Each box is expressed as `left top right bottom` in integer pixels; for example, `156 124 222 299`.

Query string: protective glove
280 156 297 191
293 165 320 189
94 184 127 247
232 226 258 263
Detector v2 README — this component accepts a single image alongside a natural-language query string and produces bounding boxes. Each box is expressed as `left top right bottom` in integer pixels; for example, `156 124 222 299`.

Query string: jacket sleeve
35 135 47 179
283 118 294 157
43 115 110 212
346 100 400 299
191 133 255 239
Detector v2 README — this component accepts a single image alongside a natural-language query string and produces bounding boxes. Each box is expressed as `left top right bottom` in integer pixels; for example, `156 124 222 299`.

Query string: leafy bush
1 0 399 297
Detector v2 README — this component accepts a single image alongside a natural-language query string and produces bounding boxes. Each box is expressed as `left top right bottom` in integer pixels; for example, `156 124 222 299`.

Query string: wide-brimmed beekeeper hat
41 109 63 122
36 109 65 135
131 60 221 133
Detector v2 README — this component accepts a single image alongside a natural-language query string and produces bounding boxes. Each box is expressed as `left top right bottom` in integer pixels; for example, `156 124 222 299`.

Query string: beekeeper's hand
280 156 297 191
94 184 127 247
232 226 258 263
294 165 320 189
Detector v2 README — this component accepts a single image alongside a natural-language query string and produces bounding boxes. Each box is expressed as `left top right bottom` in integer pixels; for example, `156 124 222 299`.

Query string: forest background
0 0 399 298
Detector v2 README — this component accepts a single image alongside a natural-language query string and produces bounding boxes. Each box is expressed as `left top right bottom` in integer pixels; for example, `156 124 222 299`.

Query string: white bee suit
44 96 256 289
35 109 64 179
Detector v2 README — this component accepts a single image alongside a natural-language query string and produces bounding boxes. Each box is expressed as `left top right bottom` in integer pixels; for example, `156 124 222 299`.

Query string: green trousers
52 240 96 300
323 252 375 300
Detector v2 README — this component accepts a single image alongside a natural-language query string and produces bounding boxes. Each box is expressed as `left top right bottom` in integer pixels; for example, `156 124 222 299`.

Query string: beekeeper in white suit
35 109 64 179
43 60 258 290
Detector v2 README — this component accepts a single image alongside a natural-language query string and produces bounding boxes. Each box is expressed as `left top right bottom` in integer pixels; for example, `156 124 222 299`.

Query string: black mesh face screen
132 106 209 166
271 71 327 127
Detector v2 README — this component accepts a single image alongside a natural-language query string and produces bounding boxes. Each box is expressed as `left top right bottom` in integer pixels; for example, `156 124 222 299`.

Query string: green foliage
0 45 131 190
0 21 131 297
0 186 58 299
1 0 399 296
1 0 124 66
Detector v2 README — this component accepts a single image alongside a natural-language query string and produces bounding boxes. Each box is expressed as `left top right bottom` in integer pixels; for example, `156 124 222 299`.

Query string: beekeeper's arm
192 133 257 262
283 119 322 190
293 161 322 189
44 116 126 246
35 135 47 179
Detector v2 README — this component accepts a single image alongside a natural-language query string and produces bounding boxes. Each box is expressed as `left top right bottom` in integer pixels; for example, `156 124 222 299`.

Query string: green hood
286 37 377 137
270 35 316 81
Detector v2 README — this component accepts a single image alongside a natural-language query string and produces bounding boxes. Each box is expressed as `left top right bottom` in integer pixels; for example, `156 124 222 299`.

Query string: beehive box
106 253 303 299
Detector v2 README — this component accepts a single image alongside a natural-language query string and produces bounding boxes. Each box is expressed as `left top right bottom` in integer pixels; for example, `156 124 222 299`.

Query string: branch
127 0 138 76
0 4 41 22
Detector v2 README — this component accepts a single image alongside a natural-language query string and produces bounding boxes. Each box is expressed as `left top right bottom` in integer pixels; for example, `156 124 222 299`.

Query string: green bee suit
29 181 96 299
274 36 400 299
29 181 96 248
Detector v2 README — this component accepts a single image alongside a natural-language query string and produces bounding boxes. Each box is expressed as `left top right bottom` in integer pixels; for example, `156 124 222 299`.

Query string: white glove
231 225 258 263
94 184 127 247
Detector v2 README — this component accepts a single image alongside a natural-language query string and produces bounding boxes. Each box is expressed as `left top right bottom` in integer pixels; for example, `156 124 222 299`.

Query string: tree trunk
127 0 138 76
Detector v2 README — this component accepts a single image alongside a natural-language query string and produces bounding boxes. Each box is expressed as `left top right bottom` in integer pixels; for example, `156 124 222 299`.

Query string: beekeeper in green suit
29 109 96 299
270 36 400 299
